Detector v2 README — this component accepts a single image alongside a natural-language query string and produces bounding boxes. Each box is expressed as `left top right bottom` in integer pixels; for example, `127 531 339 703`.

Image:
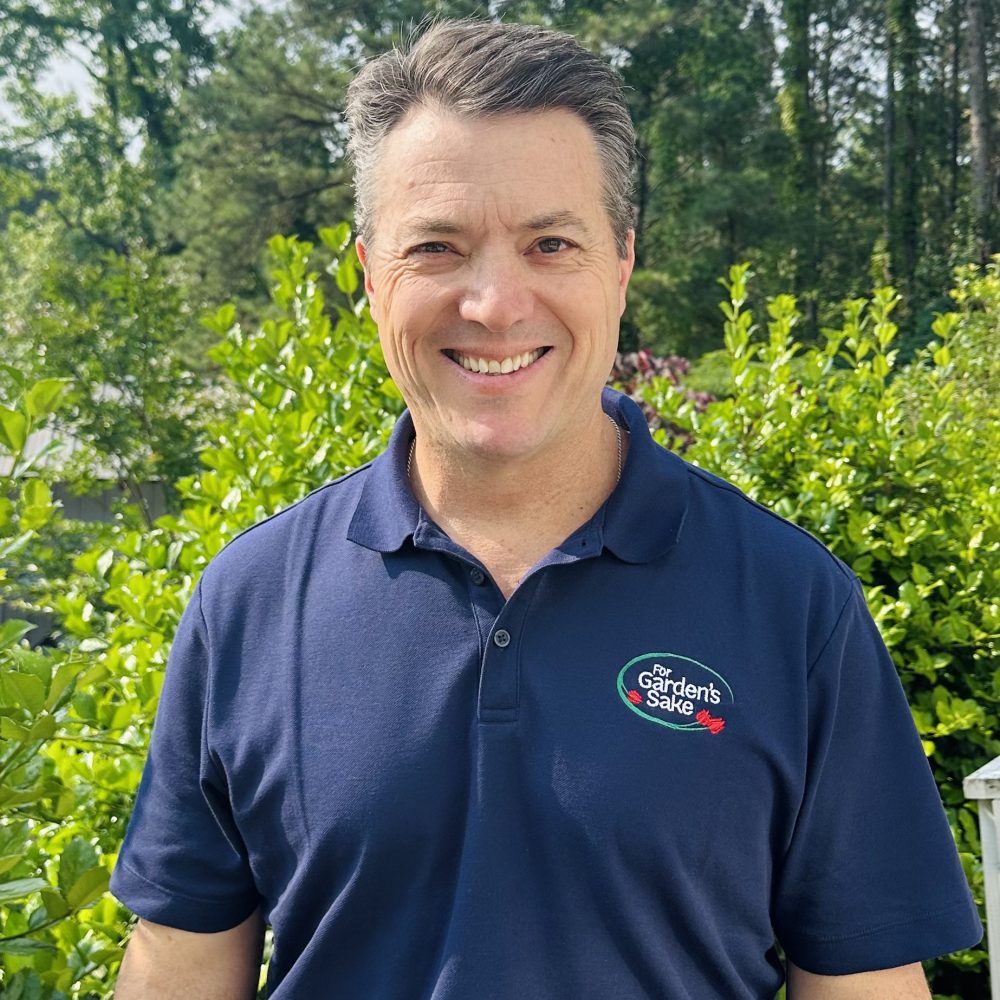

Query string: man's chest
210 554 809 923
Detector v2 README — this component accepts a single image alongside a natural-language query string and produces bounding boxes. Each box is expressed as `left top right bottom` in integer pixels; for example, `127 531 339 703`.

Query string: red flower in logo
627 689 643 705
696 708 726 735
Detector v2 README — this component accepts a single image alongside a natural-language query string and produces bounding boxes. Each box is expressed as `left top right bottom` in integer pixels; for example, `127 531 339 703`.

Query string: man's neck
408 412 624 598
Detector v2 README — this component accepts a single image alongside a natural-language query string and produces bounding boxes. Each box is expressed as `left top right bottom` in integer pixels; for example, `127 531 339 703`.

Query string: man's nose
457 256 535 332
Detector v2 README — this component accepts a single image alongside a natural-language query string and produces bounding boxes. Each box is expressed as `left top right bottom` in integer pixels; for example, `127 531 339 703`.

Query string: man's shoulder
670 453 857 598
200 462 374 591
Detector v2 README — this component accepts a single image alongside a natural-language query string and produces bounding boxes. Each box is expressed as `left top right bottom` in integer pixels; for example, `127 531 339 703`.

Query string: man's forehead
368 106 611 246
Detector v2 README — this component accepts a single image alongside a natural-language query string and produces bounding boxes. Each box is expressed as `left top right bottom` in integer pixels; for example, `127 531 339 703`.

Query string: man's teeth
452 348 546 375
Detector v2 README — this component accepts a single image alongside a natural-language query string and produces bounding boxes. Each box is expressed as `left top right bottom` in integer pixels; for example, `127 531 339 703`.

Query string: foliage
1 238 209 523
164 6 355 314
0 382 119 1000
563 0 794 351
635 261 1000 997
610 349 714 452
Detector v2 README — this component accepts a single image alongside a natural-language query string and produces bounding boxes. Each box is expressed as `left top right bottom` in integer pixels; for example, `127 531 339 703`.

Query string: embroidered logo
617 652 734 733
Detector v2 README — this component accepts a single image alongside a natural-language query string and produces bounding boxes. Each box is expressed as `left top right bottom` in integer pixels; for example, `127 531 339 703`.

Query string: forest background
0 0 998 997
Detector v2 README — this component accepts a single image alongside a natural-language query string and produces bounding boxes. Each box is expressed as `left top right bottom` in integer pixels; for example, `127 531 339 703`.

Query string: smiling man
110 20 981 1000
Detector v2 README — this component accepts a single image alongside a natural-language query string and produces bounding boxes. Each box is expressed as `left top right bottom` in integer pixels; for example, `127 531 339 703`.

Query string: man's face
357 107 634 464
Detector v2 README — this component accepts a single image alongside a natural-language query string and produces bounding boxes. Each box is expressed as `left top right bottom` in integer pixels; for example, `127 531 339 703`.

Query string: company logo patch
617 653 734 733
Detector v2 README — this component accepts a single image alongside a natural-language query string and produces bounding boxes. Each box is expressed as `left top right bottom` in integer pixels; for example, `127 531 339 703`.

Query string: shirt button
470 568 486 585
493 629 511 648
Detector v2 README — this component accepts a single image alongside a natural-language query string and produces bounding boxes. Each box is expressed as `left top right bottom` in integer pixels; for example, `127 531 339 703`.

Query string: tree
966 0 994 262
543 0 790 356
165 7 356 314
0 0 218 184
886 0 923 301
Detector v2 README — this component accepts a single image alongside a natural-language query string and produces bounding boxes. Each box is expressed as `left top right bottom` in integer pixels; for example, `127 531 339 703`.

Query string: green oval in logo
617 652 734 734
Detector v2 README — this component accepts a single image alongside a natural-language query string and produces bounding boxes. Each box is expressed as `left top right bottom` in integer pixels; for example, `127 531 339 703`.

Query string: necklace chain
609 413 623 484
407 414 624 484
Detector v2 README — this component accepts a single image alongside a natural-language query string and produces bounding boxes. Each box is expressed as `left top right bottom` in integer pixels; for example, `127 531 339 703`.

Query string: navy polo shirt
111 388 981 998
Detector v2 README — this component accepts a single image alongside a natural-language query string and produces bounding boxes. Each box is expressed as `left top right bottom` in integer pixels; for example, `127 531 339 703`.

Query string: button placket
477 576 541 723
479 620 518 722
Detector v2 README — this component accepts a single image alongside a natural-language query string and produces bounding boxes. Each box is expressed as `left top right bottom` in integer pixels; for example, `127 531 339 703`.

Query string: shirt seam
805 897 974 945
195 581 227 793
215 462 374 554
804 586 857 680
684 464 855 588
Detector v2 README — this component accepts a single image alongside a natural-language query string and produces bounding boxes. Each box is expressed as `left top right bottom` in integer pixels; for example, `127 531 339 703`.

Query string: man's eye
411 242 451 255
535 237 572 254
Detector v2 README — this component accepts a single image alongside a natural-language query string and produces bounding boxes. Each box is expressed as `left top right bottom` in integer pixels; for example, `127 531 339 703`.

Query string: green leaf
57 837 98 896
96 548 114 577
0 405 28 453
933 343 951 367
0 717 30 741
40 887 69 920
24 378 71 420
72 692 97 720
0 854 24 876
28 714 56 740
0 671 46 715
20 478 52 509
335 255 359 296
0 936 57 955
45 659 82 712
0 876 49 903
0 620 36 651
321 222 352 253
18 478 55 530
66 866 109 910
0 968 46 999
77 637 108 653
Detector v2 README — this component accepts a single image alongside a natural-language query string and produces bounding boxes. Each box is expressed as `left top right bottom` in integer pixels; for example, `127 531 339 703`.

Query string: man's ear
618 229 636 317
355 238 379 322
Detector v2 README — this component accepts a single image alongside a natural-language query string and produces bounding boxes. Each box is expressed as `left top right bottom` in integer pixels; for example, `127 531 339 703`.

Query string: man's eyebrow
400 217 464 238
523 211 593 237
400 212 594 240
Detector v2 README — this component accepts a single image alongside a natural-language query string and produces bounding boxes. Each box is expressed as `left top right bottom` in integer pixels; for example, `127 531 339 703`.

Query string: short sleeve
110 580 261 932
772 581 982 974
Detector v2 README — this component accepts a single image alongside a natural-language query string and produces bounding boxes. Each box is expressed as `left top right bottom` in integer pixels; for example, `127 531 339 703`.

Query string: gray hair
345 19 635 258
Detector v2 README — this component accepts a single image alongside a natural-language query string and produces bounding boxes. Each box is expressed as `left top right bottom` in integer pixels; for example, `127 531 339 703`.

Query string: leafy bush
0 381 118 1000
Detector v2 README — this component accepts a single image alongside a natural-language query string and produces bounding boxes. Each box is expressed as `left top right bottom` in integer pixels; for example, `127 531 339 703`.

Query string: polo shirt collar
347 387 688 564
598 387 689 563
346 407 420 553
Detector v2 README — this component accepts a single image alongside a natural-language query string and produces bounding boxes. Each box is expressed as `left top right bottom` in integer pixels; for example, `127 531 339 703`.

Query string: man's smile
443 346 551 375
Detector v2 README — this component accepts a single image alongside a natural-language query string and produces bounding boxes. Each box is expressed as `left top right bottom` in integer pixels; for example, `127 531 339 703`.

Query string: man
111 19 981 999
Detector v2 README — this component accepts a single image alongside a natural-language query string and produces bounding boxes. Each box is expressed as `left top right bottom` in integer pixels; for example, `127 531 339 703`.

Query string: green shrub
0 380 118 1000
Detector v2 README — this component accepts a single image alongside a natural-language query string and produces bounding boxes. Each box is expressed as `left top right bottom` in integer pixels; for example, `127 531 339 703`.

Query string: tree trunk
634 136 650 270
966 0 993 262
948 0 961 218
883 16 896 284
782 0 819 331
887 0 920 299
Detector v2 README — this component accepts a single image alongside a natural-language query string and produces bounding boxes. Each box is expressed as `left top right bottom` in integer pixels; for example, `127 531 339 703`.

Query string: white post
965 756 1000 998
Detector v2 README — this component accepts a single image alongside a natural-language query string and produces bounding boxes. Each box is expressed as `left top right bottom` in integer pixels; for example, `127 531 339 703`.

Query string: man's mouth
443 347 549 375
